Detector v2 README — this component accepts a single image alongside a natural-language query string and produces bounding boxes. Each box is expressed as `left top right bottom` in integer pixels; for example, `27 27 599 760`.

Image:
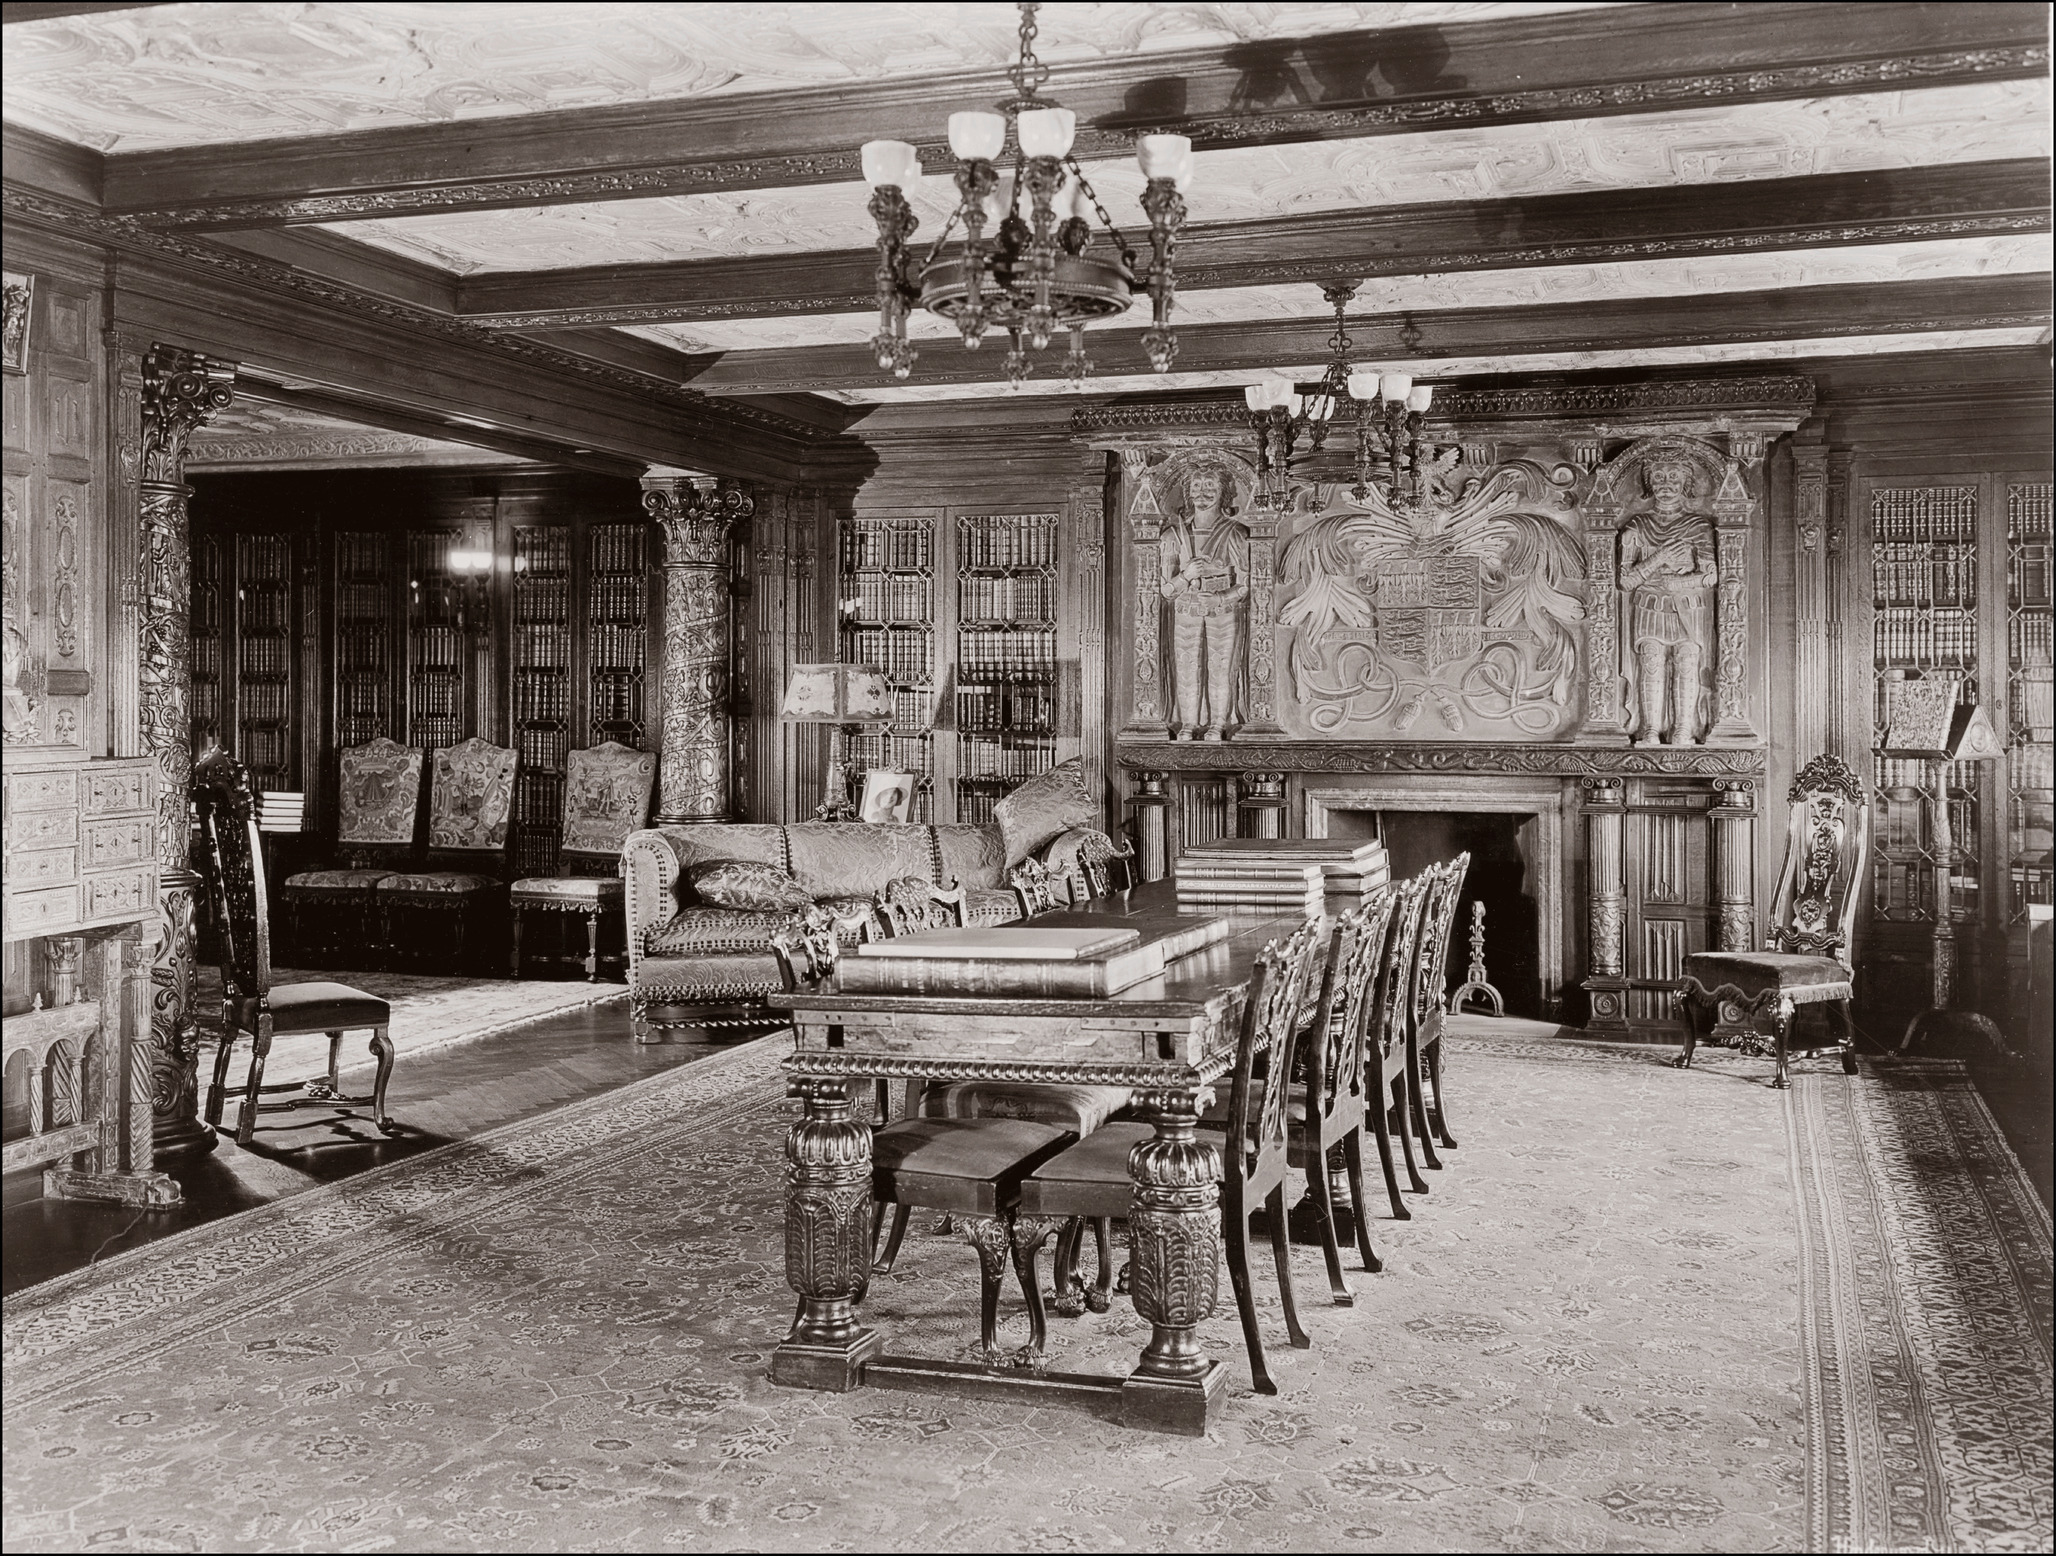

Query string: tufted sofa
620 820 1096 1042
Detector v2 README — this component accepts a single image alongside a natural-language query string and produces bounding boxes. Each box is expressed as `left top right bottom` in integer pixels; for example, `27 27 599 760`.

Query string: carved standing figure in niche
1619 453 1718 746
1159 464 1249 740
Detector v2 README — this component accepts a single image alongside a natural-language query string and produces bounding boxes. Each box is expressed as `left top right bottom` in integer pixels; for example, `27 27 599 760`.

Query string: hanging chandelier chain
1006 1 1050 104
1063 155 1134 263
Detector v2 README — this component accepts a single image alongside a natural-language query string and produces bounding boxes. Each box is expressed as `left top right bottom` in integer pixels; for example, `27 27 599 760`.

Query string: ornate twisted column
1122 1085 1227 1433
643 472 752 825
1581 776 1629 1030
139 346 235 1157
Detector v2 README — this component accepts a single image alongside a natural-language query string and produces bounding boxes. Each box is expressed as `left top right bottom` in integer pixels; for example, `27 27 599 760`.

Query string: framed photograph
2 271 32 374
858 769 918 825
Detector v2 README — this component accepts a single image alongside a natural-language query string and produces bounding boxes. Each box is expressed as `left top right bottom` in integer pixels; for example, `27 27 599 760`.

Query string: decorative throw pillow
994 756 1094 867
688 859 812 912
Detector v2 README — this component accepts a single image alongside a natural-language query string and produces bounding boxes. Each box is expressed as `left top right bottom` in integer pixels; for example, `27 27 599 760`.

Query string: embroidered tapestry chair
375 738 520 973
1407 851 1470 1163
192 750 395 1147
1012 916 1329 1392
1676 754 1868 1088
280 738 423 965
510 742 656 981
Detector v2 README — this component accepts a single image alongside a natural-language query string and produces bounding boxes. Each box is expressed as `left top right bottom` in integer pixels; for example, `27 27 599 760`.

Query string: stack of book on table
842 926 1163 998
1174 836 1391 916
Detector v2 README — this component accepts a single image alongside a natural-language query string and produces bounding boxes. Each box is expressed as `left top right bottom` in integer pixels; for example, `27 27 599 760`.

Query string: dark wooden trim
1 121 102 208
98 3 2050 228
453 160 2053 327
2 3 170 20
673 275 2055 395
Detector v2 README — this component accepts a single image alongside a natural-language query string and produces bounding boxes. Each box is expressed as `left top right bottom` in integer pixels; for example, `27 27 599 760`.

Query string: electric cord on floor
85 1207 148 1268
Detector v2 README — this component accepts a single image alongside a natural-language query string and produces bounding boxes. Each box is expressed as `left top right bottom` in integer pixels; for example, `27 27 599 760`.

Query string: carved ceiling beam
97 3 2048 229
667 275 2054 396
452 160 2051 327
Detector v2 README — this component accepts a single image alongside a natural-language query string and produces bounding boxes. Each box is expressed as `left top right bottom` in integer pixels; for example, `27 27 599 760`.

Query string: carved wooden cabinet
3 746 159 938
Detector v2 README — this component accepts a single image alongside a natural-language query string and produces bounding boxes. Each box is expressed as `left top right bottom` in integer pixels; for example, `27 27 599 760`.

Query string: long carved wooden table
767 888 1298 1435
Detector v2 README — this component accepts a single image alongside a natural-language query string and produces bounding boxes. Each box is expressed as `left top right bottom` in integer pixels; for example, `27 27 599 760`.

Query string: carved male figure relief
1158 464 1249 740
1618 454 1717 746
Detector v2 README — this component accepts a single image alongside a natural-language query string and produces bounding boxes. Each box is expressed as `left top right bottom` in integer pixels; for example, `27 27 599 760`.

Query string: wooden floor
1 991 733 1297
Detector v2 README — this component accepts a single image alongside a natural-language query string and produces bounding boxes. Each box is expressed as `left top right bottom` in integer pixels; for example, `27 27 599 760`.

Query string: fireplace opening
1326 809 1543 1019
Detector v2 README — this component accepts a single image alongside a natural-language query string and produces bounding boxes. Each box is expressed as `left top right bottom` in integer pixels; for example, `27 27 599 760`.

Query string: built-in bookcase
511 525 572 876
333 531 393 750
839 515 937 822
587 521 648 750
404 530 462 754
2006 481 2054 921
190 529 224 745
954 512 1059 826
235 531 296 792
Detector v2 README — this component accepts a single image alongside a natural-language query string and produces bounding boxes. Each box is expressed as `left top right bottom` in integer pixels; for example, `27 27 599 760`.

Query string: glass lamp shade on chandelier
1246 280 1449 510
860 1 1191 389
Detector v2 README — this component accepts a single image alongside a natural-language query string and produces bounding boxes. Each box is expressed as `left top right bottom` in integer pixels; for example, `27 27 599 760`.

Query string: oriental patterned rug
3 1031 2048 1553
189 964 629 1087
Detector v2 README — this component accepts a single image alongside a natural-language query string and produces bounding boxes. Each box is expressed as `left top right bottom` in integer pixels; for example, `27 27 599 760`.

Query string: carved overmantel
1086 376 1810 1035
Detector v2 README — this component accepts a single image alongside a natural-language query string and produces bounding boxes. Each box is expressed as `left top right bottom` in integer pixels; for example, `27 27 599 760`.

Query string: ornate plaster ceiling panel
620 233 2054 353
824 325 2055 403
331 80 2052 274
0 1 1612 152
186 401 532 470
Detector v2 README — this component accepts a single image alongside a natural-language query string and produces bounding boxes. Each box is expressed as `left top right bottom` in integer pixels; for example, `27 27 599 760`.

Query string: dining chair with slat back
1012 915 1330 1392
1369 873 1436 1214
1409 851 1470 1161
192 748 397 1146
1290 886 1400 1304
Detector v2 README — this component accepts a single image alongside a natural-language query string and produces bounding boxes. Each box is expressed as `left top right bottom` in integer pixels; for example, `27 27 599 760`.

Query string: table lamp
781 663 893 821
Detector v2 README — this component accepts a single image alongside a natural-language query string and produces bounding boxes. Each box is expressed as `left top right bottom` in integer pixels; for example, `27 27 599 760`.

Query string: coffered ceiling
3 0 2050 429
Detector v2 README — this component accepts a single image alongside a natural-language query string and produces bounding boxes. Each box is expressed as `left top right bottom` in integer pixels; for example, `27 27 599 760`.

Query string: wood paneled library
2 2 2049 1549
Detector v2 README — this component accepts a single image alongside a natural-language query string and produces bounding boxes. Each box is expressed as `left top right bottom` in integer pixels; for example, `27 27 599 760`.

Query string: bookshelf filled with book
333 530 393 751
954 512 1059 826
405 529 463 754
587 520 648 751
190 528 224 748
235 530 297 793
839 515 937 822
511 524 572 876
2007 481 2053 922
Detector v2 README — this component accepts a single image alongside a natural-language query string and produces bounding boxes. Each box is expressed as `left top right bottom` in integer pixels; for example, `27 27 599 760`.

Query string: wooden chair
1072 830 1138 899
279 738 422 966
192 749 395 1147
1013 916 1329 1392
866 875 970 942
1287 887 1400 1305
1408 851 1470 1160
510 741 656 980
1007 855 1069 917
1367 872 1436 1217
375 738 519 974
1677 754 1868 1088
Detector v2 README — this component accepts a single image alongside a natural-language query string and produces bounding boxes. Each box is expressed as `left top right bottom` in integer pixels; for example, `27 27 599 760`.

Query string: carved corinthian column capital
643 472 752 825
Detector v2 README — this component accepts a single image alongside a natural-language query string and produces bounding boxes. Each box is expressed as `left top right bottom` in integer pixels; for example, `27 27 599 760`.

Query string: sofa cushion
648 907 802 956
994 757 1094 866
689 859 811 912
631 951 784 1006
784 822 935 900
663 825 790 900
933 824 1006 889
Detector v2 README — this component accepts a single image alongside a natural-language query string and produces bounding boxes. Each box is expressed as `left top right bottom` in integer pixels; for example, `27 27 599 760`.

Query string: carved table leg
1120 1086 1228 1435
772 1074 882 1391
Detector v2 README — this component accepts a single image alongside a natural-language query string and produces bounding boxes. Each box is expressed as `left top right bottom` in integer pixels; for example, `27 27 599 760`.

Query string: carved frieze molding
1115 740 1765 777
1075 376 1817 441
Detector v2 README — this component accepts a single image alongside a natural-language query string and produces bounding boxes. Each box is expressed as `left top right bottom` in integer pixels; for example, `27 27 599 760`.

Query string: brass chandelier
860 1 1192 389
1246 280 1445 507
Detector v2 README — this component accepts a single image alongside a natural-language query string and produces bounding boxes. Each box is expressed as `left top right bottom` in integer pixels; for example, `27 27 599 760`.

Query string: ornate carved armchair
510 742 656 981
374 738 520 972
1676 754 1868 1088
280 738 423 965
192 749 395 1146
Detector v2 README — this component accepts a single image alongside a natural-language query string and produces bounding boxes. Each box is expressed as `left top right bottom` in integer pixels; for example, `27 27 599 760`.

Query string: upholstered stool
510 875 625 981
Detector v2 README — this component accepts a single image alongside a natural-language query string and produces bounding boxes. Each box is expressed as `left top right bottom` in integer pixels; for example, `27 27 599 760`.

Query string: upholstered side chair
375 737 520 972
279 737 423 966
193 749 395 1146
510 741 657 980
1676 754 1869 1088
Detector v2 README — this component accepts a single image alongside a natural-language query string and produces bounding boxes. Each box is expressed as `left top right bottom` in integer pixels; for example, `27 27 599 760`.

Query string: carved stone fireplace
1084 376 1807 1037
1306 777 1562 1019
